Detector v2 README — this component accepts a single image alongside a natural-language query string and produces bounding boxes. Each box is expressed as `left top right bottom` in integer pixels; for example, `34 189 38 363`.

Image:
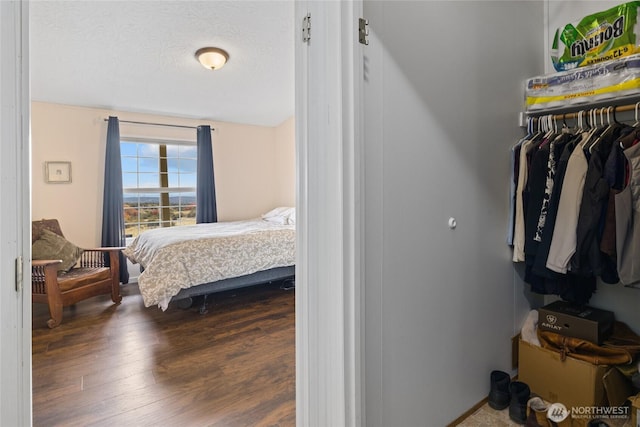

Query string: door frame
294 1 364 426
1 0 32 425
8 1 365 425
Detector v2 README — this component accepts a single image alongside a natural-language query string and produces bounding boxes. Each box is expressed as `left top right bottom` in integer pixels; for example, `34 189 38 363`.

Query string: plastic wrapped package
552 1 640 72
525 53 640 111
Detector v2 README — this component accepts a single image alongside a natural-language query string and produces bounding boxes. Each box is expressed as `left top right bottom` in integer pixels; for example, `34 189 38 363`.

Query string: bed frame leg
281 277 295 291
199 294 209 315
176 297 193 310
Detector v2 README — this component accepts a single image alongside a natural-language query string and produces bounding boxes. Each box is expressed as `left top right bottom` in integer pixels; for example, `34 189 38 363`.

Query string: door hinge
302 13 311 44
359 18 369 45
15 255 23 292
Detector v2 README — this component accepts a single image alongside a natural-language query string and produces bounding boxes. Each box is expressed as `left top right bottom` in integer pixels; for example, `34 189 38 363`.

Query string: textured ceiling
30 1 294 127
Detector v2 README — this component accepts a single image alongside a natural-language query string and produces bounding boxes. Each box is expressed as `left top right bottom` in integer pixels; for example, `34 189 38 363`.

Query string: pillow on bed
32 229 84 272
262 207 295 224
262 207 291 219
263 215 289 225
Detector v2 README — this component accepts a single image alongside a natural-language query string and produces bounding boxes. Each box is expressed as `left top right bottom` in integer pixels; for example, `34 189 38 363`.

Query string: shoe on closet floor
488 370 511 410
508 381 531 424
524 396 549 427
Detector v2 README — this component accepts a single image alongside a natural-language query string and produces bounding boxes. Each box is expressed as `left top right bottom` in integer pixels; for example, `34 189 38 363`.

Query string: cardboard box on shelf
538 301 614 345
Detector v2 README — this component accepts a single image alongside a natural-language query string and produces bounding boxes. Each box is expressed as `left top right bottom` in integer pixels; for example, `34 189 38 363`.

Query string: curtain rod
103 118 215 131
528 102 640 121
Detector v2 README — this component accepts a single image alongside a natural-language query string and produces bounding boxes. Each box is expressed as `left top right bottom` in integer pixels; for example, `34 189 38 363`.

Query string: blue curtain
101 116 129 284
196 125 217 223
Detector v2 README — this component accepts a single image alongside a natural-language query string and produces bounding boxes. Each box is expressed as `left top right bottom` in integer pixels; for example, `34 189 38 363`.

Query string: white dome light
195 47 229 70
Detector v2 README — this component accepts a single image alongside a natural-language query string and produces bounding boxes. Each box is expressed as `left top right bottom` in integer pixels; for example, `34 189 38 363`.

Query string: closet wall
362 2 543 425
362 1 640 425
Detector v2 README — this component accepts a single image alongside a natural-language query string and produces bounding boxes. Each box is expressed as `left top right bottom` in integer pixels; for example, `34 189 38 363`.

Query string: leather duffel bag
537 321 640 365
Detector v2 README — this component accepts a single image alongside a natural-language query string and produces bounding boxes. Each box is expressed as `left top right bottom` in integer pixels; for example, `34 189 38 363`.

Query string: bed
122 208 296 311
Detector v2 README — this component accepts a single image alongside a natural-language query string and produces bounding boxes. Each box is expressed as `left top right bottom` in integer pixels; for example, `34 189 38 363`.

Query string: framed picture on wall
45 161 72 183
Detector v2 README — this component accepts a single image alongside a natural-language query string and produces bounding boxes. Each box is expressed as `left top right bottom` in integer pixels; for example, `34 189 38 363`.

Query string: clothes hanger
612 105 621 125
514 117 534 149
581 109 599 148
633 102 640 127
589 107 613 153
543 114 555 140
561 113 575 134
577 110 586 133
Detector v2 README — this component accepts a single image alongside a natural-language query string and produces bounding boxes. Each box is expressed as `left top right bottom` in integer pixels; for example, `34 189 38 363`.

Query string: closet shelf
524 95 640 120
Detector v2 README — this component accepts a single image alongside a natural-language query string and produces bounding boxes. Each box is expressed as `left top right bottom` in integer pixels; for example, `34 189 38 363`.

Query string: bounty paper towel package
526 53 640 111
551 1 640 72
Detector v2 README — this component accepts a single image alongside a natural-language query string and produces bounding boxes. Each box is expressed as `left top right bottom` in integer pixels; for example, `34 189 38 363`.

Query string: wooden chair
31 219 123 328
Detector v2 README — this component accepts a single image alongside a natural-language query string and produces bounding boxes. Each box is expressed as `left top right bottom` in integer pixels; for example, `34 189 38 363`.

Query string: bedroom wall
31 101 294 248
274 116 295 208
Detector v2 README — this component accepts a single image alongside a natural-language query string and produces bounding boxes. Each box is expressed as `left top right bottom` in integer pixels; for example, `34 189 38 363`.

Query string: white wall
362 2 544 425
31 102 295 248
274 116 296 208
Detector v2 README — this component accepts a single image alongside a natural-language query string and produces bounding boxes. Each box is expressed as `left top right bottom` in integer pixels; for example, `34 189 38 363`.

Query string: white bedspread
123 219 295 310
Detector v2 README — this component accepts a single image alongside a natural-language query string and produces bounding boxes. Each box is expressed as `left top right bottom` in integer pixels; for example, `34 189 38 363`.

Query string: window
121 139 197 238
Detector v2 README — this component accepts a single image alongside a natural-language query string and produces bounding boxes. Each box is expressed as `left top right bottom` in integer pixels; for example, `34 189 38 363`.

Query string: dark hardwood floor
32 280 296 427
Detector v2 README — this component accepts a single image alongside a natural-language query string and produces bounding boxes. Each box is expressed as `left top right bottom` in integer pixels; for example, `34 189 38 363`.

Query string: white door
294 1 364 426
0 1 32 426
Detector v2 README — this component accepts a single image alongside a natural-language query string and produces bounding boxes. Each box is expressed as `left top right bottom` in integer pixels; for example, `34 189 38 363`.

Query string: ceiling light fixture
195 47 229 70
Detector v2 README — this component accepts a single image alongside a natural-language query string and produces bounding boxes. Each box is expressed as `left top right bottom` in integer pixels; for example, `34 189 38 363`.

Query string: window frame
120 136 197 238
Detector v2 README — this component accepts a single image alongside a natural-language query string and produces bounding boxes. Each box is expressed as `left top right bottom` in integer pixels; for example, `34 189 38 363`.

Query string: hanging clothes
615 139 640 286
508 136 526 246
545 132 590 273
571 126 625 277
599 129 638 283
532 132 577 278
510 108 640 304
523 134 559 295
507 103 640 304
512 134 542 262
525 132 598 304
534 134 567 242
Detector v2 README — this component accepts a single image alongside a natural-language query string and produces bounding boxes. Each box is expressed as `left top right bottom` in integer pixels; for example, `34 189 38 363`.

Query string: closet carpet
457 402 631 426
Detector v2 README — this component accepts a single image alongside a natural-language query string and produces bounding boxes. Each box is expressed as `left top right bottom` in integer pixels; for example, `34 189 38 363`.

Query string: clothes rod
528 102 640 121
103 118 215 131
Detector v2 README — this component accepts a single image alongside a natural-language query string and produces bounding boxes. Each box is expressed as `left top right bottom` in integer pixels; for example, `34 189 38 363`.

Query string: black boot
488 370 511 410
509 381 531 424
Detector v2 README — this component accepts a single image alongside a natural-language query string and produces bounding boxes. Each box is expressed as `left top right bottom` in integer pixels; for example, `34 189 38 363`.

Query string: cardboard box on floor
518 338 633 410
630 394 640 427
